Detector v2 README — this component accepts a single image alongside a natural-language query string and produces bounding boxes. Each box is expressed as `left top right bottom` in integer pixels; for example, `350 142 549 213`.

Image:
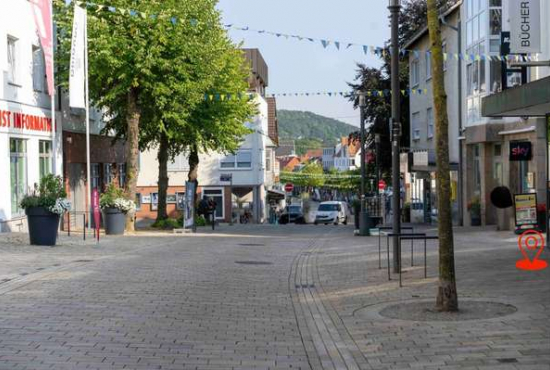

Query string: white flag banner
69 4 87 109
509 0 541 54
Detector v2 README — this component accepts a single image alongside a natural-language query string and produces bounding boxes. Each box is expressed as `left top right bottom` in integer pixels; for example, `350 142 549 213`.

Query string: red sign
31 0 54 96
0 110 53 132
92 188 100 241
378 180 386 190
284 183 294 193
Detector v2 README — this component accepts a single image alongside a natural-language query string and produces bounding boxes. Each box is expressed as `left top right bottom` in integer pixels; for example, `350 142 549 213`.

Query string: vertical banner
184 182 196 229
69 4 87 109
92 188 100 241
509 0 541 54
30 0 54 96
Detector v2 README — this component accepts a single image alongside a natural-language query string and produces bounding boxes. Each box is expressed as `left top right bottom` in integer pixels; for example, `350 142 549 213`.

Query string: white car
314 201 349 225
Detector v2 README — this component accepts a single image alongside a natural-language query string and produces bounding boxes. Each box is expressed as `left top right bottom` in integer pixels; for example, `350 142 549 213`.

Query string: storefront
482 76 550 234
0 101 62 232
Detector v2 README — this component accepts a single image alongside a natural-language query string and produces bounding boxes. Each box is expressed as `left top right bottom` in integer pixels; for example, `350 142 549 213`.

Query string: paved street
0 225 548 370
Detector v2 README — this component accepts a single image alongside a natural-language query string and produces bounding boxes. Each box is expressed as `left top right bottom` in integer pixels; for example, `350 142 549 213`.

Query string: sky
216 0 391 127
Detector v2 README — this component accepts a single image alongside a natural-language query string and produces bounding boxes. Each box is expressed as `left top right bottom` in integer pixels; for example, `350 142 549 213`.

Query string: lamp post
359 93 370 236
389 0 401 272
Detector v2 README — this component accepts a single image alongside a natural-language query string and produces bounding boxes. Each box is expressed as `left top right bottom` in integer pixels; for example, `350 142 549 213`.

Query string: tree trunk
124 89 141 233
156 132 169 221
427 0 458 312
188 145 200 231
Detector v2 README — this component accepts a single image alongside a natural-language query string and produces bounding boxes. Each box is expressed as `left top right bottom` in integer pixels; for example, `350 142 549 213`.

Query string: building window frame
412 112 421 141
7 36 19 85
10 138 27 216
426 50 432 80
39 140 52 179
202 188 224 220
32 45 46 92
427 108 434 139
91 163 100 192
103 163 113 187
118 163 126 188
411 57 420 87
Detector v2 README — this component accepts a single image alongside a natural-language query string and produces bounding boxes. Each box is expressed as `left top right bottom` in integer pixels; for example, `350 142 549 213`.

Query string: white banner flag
69 4 87 109
509 0 541 54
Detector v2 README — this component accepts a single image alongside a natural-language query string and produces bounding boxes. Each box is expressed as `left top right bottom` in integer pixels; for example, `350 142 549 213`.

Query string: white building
322 147 335 170
333 137 361 172
0 0 62 232
136 49 281 225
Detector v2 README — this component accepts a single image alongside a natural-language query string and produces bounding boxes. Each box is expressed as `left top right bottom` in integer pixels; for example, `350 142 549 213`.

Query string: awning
482 76 550 118
267 189 285 201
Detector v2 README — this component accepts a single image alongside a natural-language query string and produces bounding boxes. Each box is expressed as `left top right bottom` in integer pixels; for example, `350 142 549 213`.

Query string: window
103 164 113 186
151 193 158 211
427 108 434 139
91 163 100 191
7 36 18 84
135 193 142 211
10 139 27 215
265 149 272 171
426 50 432 80
118 163 126 188
168 153 190 172
39 140 52 179
494 143 502 157
442 43 447 71
202 189 224 219
473 144 481 195
411 58 419 86
237 151 252 168
176 192 185 210
221 154 236 168
32 45 46 92
489 8 502 36
412 112 421 140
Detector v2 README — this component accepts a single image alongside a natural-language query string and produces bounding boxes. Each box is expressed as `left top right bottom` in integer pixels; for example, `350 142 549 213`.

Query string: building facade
404 1 462 225
0 0 62 232
461 0 549 229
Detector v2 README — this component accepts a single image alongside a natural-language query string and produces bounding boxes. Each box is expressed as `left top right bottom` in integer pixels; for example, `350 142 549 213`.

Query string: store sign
509 0 541 54
509 142 532 161
0 109 53 132
514 193 538 226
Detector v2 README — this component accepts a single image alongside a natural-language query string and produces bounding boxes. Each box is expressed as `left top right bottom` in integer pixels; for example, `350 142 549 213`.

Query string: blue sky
216 0 390 127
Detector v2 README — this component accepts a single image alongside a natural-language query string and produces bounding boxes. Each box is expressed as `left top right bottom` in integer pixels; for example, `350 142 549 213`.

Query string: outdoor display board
184 182 196 229
514 193 538 227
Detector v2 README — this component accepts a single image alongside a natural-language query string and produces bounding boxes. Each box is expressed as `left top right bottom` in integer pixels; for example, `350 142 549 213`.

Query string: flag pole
50 0 57 176
84 8 91 231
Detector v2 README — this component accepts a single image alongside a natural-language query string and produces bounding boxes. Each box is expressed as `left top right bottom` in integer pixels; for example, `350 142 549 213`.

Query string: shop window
10 138 27 216
7 36 18 85
135 193 141 211
39 140 52 179
103 163 113 186
118 163 126 188
91 163 100 191
202 189 224 219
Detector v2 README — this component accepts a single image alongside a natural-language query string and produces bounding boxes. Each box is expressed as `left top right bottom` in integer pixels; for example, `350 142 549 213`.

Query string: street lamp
389 0 401 272
359 93 370 236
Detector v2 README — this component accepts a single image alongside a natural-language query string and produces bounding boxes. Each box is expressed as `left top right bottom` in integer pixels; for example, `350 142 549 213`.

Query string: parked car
314 201 349 225
279 205 306 224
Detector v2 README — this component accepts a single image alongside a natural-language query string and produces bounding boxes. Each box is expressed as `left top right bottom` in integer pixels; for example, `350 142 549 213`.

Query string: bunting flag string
202 89 430 102
64 1 538 62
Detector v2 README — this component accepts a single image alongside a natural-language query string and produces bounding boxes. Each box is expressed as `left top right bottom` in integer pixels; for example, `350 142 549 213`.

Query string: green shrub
152 218 180 230
195 215 207 227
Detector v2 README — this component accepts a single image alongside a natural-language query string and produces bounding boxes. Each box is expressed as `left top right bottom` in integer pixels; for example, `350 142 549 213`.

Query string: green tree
427 0 458 312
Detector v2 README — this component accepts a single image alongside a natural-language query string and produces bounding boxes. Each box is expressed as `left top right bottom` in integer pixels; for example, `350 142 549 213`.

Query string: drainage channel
289 235 368 370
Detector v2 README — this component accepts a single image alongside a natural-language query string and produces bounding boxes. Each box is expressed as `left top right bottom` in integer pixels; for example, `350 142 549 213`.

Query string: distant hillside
277 110 356 144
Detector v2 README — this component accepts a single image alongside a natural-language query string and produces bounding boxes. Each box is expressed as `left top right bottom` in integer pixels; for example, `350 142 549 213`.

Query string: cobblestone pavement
0 225 548 369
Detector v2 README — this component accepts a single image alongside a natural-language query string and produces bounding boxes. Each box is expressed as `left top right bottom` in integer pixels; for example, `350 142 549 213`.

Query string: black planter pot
103 208 126 235
26 206 60 246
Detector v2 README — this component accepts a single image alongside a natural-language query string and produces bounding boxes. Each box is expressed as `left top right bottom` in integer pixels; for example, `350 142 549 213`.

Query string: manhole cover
235 261 273 265
377 300 517 322
73 260 94 263
238 243 265 247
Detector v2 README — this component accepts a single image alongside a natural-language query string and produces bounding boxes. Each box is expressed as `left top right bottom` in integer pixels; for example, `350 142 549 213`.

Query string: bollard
83 214 86 241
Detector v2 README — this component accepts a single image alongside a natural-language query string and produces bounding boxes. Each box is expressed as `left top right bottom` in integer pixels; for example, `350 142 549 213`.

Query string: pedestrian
207 198 217 230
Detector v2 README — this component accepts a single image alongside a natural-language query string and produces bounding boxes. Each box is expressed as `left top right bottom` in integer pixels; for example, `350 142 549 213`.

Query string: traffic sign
284 183 294 193
378 180 386 190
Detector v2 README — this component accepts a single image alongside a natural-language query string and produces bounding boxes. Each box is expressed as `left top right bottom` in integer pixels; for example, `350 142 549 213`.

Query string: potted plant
20 175 71 246
100 184 135 235
467 197 481 226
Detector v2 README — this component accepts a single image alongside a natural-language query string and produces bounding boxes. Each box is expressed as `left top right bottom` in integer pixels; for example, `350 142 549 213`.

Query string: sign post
92 188 100 242
220 174 233 226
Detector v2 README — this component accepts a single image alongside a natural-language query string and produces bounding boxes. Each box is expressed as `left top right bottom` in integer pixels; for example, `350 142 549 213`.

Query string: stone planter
26 206 60 246
102 207 126 235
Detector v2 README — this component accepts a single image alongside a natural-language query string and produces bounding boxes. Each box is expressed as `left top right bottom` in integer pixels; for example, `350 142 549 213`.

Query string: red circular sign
378 180 386 190
285 183 294 192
